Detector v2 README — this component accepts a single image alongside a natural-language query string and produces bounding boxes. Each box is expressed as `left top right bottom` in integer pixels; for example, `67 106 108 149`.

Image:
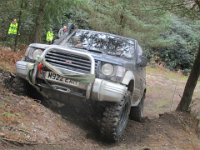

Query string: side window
137 45 143 63
136 44 147 67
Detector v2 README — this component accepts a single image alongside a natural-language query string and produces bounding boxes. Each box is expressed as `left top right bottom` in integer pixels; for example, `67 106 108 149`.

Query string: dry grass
146 66 200 118
0 46 26 72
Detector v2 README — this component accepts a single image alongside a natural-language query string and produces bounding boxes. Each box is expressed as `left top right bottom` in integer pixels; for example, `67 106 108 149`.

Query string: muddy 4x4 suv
15 29 147 142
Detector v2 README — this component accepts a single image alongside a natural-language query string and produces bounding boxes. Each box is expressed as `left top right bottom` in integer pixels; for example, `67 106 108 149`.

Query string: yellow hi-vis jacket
8 23 18 35
46 31 54 42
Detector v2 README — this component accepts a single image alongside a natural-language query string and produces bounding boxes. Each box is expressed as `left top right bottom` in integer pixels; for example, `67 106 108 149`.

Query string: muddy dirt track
0 70 199 150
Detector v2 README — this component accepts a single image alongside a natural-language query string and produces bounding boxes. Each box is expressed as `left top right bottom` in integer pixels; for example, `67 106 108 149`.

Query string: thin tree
176 43 200 111
34 0 47 43
176 0 200 111
14 0 24 51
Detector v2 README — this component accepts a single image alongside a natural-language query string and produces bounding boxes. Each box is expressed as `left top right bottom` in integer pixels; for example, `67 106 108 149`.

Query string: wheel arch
121 71 135 92
143 88 147 95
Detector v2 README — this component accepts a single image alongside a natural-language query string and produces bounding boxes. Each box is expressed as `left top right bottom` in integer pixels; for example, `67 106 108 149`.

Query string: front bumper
91 79 127 102
16 60 127 103
16 61 34 78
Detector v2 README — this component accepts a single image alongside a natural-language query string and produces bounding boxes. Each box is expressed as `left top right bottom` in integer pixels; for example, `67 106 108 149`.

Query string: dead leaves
0 46 26 72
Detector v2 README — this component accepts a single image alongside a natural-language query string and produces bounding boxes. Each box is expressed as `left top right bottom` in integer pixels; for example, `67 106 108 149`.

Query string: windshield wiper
88 49 102 53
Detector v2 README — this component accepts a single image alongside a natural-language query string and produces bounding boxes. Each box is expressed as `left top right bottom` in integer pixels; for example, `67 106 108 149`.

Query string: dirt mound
0 103 199 150
191 98 200 136
0 69 199 149
123 112 200 150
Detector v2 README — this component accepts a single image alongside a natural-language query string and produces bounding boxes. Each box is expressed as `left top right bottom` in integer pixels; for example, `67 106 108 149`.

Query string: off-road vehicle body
15 29 147 141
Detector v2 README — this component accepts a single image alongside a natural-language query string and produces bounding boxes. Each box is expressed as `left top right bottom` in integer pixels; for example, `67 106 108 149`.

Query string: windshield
65 30 135 58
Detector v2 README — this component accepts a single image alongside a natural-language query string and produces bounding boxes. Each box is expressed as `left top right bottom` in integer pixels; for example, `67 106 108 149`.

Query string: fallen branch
0 137 37 146
0 136 64 146
0 125 30 135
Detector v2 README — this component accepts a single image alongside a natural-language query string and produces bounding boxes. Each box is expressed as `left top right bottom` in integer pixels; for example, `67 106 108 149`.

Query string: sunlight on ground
147 66 188 81
145 66 200 118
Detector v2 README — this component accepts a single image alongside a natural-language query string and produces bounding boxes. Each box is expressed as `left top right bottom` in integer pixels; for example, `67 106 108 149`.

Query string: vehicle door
132 44 146 104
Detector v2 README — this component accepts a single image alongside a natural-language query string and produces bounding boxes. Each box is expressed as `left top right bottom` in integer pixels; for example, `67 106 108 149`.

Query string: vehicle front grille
45 49 97 73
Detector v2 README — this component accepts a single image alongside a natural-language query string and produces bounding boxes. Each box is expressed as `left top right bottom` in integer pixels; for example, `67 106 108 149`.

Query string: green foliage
0 0 82 43
0 0 200 71
149 15 200 71
71 0 169 48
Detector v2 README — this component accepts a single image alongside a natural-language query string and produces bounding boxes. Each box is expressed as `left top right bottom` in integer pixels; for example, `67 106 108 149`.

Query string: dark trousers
6 34 16 48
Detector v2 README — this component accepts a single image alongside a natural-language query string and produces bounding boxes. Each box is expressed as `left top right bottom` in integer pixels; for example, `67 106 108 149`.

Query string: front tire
129 93 145 122
11 77 42 99
100 92 131 142
11 77 28 95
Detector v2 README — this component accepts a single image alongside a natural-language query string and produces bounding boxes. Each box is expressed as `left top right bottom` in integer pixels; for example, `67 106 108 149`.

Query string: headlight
25 47 34 57
26 47 43 60
116 66 126 78
32 49 43 60
101 63 114 76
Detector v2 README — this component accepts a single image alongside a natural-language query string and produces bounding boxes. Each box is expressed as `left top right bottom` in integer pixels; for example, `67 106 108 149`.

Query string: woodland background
0 0 200 72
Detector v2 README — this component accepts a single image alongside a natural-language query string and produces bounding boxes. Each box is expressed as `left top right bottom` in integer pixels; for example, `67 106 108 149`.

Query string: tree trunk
118 13 125 35
14 0 24 51
34 0 46 43
118 2 127 35
194 0 200 8
176 42 200 111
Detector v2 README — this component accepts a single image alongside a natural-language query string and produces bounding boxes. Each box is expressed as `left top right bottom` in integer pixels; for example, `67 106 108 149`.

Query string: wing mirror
136 56 147 67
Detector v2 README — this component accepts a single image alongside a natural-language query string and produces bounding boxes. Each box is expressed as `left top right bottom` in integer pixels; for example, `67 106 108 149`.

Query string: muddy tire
129 93 145 122
11 77 41 99
100 92 131 142
11 77 29 95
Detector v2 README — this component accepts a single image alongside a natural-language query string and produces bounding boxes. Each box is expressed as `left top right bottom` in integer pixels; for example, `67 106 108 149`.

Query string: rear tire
100 92 131 142
129 93 145 122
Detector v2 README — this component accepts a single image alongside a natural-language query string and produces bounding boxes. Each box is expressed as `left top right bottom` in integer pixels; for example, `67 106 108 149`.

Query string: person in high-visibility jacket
46 29 54 44
7 18 18 48
8 18 18 35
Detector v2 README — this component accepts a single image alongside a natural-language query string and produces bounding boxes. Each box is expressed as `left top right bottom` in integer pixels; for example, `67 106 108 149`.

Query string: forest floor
0 46 200 150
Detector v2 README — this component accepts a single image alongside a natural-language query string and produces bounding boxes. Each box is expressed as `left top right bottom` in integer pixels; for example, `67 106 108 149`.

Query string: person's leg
6 35 12 48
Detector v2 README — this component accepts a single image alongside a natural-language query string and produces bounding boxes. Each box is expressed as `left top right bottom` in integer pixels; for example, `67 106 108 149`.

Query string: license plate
45 72 80 87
